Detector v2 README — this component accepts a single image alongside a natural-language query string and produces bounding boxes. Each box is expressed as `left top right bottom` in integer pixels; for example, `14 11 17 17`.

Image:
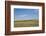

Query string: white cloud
19 14 27 17
15 14 28 20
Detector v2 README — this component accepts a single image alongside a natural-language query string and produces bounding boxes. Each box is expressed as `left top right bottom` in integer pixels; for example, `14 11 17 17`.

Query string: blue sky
14 8 39 20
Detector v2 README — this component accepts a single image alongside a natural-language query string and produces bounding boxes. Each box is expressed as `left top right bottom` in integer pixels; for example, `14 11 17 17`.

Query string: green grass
14 20 39 27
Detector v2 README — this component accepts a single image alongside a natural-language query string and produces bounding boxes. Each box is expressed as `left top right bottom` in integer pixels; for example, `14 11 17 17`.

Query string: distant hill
15 19 39 22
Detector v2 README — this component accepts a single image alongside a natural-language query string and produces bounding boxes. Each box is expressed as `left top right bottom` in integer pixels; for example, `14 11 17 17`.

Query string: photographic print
5 1 45 35
11 5 44 32
14 8 39 27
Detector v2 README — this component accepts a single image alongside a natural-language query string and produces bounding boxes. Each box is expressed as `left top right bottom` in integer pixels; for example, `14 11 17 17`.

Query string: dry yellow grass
14 20 39 27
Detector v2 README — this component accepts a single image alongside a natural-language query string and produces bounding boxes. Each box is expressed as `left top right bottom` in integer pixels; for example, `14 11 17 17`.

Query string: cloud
19 14 27 17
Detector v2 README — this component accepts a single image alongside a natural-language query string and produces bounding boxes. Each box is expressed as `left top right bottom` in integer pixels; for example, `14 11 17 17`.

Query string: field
14 20 39 27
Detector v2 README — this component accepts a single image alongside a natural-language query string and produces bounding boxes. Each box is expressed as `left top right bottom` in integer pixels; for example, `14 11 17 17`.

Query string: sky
14 8 39 20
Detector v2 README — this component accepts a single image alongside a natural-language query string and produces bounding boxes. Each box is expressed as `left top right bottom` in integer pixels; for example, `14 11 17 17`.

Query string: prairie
14 20 39 27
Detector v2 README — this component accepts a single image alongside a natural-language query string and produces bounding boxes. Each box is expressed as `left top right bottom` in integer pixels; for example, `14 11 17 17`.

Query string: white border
11 5 42 31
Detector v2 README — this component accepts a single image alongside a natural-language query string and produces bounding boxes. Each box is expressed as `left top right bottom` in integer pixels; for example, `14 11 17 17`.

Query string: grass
14 20 39 27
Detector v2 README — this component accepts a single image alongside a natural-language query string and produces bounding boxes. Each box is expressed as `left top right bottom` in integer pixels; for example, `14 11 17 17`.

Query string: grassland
14 20 39 27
